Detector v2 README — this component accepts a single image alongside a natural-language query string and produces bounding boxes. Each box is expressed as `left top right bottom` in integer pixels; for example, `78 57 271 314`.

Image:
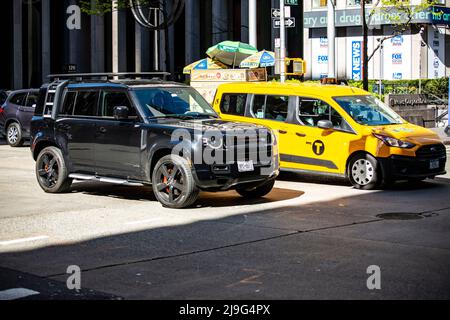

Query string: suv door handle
278 130 288 134
296 132 306 137
98 127 107 134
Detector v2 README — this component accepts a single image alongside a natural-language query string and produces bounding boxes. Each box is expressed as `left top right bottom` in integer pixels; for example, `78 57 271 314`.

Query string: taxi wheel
348 154 381 190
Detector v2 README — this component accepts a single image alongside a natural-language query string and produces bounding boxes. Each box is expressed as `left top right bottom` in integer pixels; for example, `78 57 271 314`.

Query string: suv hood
158 118 270 132
370 123 442 145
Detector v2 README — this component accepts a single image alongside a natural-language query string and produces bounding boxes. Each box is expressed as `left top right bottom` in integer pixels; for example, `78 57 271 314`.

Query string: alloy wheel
37 153 59 188
155 161 186 202
7 126 18 144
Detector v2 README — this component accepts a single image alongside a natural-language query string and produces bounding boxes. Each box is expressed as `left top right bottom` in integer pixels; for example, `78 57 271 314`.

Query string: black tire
36 146 72 193
6 122 24 147
152 155 199 208
348 153 381 190
236 179 275 199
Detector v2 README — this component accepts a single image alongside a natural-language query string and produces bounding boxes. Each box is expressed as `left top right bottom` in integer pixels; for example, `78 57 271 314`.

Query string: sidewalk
431 127 450 145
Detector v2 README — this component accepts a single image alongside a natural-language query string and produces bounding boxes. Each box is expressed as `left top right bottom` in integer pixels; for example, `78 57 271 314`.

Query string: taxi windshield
132 87 217 119
333 95 403 126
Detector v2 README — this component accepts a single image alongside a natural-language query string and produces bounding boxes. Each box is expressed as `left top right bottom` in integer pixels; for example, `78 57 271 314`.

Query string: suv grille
415 144 446 159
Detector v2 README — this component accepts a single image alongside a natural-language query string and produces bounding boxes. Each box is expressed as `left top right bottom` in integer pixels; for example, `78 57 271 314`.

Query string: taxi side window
297 98 352 132
251 95 289 122
220 94 247 116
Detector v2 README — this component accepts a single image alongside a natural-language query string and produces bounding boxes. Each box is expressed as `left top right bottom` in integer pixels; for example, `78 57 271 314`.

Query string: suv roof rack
47 72 171 81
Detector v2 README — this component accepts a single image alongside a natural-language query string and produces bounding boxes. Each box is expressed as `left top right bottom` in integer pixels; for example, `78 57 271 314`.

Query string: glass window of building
312 0 328 8
347 0 373 6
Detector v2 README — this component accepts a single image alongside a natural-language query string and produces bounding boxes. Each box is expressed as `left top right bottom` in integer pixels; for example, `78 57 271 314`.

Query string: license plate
430 159 439 170
237 160 254 172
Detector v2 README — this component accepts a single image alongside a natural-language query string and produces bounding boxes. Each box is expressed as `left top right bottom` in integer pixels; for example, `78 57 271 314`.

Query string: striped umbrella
206 41 258 67
183 58 228 75
240 50 276 69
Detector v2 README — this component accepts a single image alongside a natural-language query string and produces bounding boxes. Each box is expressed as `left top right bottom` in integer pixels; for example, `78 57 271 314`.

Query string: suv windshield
132 87 217 119
334 95 404 126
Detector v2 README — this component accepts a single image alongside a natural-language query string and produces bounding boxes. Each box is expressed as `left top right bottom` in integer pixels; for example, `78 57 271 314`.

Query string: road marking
125 218 164 226
0 235 49 246
0 288 40 300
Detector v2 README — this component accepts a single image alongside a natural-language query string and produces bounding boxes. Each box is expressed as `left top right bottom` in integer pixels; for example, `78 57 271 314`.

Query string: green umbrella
206 41 258 68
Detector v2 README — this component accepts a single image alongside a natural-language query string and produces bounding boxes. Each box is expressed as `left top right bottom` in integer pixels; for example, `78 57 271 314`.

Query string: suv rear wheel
6 122 24 147
236 179 275 199
152 155 199 209
36 146 72 193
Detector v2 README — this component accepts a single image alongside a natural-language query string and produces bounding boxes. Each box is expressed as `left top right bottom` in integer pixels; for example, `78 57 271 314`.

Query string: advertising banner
427 27 445 79
382 32 412 80
311 36 329 80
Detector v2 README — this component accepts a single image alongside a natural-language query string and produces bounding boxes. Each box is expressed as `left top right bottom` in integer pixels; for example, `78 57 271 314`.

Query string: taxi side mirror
317 120 333 130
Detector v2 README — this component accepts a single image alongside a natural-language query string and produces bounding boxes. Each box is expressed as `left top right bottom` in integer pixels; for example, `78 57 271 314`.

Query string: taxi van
212 82 447 189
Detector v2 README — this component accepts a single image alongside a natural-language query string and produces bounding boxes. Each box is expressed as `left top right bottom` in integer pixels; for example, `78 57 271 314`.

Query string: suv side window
100 91 136 118
73 91 99 117
60 91 77 116
220 94 247 116
251 95 289 122
297 98 353 132
25 92 38 107
10 93 27 105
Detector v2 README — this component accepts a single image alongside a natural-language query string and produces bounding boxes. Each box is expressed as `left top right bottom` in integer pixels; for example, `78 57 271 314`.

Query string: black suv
30 73 279 208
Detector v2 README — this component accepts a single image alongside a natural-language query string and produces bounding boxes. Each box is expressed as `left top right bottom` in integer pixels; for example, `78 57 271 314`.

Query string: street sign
273 17 296 29
271 7 291 19
285 0 298 5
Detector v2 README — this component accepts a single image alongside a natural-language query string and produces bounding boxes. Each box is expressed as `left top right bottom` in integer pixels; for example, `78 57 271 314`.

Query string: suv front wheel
36 146 72 193
6 122 24 147
152 155 199 209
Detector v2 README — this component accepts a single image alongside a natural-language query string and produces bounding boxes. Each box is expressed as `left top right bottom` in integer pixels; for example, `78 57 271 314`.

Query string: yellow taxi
212 82 447 189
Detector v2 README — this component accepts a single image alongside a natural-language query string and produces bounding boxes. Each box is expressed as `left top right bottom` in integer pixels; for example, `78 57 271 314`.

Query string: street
0 140 450 300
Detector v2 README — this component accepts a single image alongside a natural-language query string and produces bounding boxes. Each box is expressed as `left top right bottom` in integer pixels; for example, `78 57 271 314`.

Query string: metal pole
249 0 257 48
280 0 286 83
419 27 425 94
154 8 159 71
378 38 383 96
327 0 335 78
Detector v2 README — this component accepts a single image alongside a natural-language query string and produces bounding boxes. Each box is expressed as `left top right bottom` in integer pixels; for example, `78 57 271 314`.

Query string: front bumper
378 154 447 180
193 158 279 191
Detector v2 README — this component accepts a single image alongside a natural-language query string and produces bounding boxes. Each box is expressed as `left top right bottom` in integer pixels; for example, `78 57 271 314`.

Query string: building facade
1 0 304 90
304 0 450 81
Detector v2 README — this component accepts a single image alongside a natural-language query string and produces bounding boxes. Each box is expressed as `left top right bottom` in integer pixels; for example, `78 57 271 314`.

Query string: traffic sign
273 17 296 29
285 0 298 5
271 7 291 19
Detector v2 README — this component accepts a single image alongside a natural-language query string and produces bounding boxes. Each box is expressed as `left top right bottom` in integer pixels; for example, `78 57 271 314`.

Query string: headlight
202 135 223 149
373 133 415 149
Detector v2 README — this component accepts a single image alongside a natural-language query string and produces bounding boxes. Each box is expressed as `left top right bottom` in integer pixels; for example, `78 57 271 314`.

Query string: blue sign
391 36 404 46
392 53 403 65
318 55 328 64
393 73 403 80
430 6 450 26
351 41 362 81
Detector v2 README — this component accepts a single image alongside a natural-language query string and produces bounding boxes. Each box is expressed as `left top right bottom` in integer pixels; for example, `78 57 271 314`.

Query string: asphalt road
0 140 449 300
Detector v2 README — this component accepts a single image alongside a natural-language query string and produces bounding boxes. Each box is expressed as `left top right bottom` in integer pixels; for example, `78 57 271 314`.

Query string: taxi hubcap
352 159 374 186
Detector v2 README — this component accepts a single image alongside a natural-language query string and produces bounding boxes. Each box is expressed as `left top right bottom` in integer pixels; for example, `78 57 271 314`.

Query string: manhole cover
376 212 424 220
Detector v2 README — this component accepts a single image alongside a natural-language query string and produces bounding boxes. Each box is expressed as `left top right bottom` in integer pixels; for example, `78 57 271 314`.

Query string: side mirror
113 106 129 120
317 120 333 130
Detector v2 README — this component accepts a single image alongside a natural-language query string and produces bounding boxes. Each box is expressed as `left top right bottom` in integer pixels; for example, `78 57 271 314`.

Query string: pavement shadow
0 179 449 300
70 182 304 208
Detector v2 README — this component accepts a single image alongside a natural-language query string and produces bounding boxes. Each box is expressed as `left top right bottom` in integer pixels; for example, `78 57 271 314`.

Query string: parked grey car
0 89 39 147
